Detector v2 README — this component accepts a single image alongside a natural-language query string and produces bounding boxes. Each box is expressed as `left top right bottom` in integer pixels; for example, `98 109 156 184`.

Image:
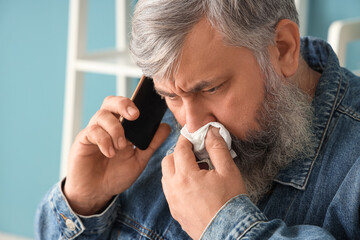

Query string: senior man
36 0 360 239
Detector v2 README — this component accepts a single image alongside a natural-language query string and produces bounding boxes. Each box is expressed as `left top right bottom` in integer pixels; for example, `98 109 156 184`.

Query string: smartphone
121 76 168 150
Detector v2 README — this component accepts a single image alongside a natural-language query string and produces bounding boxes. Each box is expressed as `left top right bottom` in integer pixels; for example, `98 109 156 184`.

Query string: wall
307 0 360 71
0 0 359 239
0 0 117 238
0 0 68 238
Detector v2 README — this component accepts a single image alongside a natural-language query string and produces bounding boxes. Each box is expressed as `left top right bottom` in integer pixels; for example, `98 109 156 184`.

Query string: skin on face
154 19 266 139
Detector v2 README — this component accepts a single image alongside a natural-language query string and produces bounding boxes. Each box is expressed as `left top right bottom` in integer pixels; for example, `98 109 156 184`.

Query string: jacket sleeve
34 179 119 240
200 195 336 240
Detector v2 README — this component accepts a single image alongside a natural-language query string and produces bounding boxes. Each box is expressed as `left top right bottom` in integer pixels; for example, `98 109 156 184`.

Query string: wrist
62 179 113 215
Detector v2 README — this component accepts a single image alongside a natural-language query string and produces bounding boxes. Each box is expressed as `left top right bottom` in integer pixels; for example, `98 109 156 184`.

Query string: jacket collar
274 37 348 190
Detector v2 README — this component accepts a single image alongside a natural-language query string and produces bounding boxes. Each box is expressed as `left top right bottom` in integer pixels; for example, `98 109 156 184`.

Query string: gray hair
130 0 299 84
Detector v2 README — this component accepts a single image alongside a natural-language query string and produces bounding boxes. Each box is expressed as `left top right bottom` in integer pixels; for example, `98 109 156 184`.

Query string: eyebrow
154 78 219 97
155 88 178 98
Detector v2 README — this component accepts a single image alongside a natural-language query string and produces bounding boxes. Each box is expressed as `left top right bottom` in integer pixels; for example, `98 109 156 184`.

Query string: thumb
136 123 171 162
205 126 236 174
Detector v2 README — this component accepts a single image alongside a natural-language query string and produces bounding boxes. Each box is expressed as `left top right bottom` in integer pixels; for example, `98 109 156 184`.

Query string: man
35 0 360 239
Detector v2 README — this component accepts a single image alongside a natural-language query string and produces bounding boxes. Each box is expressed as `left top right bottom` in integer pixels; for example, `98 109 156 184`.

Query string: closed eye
167 95 179 100
206 87 218 93
155 89 178 100
161 93 180 101
203 83 224 94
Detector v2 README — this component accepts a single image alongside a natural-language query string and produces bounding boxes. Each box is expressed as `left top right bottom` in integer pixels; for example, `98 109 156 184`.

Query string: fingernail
210 126 221 137
108 146 115 157
127 106 137 116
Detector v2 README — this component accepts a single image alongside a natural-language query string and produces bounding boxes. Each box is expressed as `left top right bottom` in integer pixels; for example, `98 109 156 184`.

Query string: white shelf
75 50 142 77
295 0 308 36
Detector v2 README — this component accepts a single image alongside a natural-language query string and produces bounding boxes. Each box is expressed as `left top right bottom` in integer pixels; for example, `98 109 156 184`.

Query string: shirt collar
274 37 348 190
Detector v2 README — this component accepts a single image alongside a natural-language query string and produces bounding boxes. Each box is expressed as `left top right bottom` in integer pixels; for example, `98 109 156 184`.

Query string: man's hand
64 96 171 215
161 127 247 239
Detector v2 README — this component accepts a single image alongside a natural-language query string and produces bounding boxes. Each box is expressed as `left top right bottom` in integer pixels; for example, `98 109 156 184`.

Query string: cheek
166 101 186 127
213 88 264 139
174 112 186 127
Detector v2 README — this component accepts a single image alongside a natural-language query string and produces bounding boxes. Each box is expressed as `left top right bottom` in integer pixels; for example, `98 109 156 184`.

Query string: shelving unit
295 0 308 36
328 17 360 75
60 0 141 178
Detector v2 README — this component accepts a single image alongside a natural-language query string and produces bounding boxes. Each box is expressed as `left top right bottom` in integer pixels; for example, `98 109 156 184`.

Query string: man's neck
297 59 321 98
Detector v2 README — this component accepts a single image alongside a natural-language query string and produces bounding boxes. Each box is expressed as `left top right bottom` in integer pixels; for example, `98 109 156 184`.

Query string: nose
183 98 216 133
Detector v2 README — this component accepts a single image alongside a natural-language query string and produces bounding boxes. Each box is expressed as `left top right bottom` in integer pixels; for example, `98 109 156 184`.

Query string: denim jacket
35 38 360 239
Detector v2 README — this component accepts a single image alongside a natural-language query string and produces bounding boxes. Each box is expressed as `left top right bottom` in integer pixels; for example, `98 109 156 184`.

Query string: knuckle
110 97 133 114
93 109 108 122
88 124 100 132
103 95 115 103
118 96 131 104
110 123 123 135
98 134 111 146
174 142 188 154
207 135 227 150
96 109 107 118
211 140 227 150
161 157 168 168
174 174 188 186
161 176 168 188
161 155 172 169
118 98 133 110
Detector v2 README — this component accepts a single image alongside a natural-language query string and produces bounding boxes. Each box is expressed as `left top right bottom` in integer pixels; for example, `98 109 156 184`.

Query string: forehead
154 18 260 92
174 19 228 86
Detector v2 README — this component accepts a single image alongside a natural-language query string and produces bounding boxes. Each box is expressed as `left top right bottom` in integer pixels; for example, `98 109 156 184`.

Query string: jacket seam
237 221 266 239
336 106 360 121
162 219 176 238
301 71 344 190
282 190 300 222
334 68 348 109
116 215 165 240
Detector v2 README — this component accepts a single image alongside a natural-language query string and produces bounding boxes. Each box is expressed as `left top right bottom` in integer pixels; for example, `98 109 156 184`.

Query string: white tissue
180 122 237 169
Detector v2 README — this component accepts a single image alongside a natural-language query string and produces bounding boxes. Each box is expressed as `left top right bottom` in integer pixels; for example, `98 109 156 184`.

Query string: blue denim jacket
35 38 360 239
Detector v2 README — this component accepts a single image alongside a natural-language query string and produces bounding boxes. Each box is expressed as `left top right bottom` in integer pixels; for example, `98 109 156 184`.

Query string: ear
271 19 300 78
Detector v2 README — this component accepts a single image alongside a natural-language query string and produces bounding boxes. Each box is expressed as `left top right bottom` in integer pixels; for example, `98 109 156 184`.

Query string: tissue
180 122 237 170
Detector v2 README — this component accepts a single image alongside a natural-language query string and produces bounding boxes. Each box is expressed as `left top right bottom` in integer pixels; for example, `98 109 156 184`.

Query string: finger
161 154 175 178
136 123 172 162
205 126 235 174
85 124 116 158
100 96 139 121
88 109 126 150
173 135 199 173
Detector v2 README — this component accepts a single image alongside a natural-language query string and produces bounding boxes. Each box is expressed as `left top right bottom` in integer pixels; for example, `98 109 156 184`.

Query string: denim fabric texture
35 37 360 239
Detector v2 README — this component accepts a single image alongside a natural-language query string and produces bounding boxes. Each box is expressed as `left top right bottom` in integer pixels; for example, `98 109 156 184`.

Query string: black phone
121 76 168 150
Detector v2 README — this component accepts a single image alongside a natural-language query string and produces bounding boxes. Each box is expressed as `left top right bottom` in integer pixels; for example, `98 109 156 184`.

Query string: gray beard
231 74 315 204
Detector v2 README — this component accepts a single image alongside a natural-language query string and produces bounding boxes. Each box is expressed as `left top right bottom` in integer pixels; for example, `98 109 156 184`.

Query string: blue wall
0 0 359 238
306 0 360 71
0 0 68 237
0 0 117 238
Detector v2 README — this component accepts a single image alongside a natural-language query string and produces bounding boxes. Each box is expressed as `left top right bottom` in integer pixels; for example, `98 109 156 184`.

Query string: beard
231 67 315 204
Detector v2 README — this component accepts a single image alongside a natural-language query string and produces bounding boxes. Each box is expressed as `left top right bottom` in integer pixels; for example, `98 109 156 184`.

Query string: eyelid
207 87 218 92
164 94 179 100
203 83 224 93
156 91 177 99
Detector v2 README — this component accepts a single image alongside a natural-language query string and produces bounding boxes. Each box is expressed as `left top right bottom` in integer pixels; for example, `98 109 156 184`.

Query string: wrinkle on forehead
172 18 230 91
153 18 223 77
